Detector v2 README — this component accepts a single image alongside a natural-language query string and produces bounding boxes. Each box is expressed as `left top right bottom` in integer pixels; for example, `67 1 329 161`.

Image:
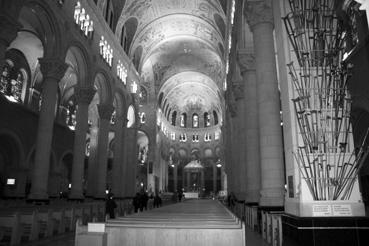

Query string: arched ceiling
159 71 222 113
123 0 226 160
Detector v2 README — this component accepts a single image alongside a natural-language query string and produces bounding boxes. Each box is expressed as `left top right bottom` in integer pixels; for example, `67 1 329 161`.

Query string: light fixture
216 159 222 168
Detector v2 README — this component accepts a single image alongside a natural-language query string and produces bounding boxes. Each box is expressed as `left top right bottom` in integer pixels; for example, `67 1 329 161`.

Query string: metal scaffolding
283 0 369 200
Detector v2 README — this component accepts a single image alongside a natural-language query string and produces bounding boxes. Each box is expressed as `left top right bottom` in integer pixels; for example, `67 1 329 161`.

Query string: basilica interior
1 0 369 245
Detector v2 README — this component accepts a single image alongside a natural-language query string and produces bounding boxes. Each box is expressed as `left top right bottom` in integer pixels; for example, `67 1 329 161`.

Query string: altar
183 192 199 199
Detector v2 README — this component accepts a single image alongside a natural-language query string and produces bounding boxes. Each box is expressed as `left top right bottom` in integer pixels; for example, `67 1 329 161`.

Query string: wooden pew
52 208 65 234
37 209 53 238
19 210 39 242
0 212 21 246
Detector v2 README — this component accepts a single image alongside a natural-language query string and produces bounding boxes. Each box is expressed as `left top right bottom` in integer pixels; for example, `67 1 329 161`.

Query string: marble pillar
200 169 205 192
238 50 261 204
86 125 98 196
69 87 96 200
124 128 137 197
111 115 125 198
186 171 191 191
213 163 217 193
245 0 285 207
95 104 114 199
173 164 178 193
28 58 68 201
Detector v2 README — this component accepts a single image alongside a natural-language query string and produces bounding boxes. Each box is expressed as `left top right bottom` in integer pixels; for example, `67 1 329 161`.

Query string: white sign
312 204 332 216
332 204 352 216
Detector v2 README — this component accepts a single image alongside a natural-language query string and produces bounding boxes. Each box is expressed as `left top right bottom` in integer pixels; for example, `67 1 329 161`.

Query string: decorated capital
237 50 256 73
75 87 96 105
39 58 68 81
97 104 115 120
244 0 274 30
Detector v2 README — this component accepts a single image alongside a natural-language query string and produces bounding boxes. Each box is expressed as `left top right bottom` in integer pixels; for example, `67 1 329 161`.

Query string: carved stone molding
39 58 68 81
237 50 256 73
75 87 96 105
244 0 274 30
97 104 115 120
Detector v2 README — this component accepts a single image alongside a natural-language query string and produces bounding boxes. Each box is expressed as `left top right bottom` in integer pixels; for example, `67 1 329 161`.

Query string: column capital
237 50 256 73
97 104 115 120
232 82 244 101
244 0 274 30
39 58 68 81
75 87 96 105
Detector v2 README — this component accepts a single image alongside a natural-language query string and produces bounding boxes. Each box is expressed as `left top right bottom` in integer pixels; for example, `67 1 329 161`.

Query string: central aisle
105 199 246 246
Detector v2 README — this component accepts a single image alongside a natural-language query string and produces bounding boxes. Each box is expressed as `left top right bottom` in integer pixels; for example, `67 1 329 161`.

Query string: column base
259 188 284 207
68 192 85 201
27 192 49 203
245 190 260 204
282 214 369 246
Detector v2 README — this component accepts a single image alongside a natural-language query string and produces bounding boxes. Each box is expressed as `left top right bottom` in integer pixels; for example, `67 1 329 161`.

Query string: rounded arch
63 42 92 87
19 1 64 58
117 17 138 55
214 13 226 40
0 130 25 170
93 70 113 104
114 91 127 117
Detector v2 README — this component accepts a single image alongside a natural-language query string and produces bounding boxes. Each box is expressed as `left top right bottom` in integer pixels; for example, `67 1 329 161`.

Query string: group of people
133 191 162 213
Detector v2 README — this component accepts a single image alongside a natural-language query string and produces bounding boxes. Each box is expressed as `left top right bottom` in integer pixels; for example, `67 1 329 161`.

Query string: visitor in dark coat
133 192 140 213
106 194 117 219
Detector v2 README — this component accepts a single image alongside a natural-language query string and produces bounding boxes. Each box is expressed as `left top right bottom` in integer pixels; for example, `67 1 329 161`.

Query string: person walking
105 193 117 219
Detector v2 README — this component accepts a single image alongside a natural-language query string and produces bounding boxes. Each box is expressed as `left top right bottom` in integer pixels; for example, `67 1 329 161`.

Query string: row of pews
0 199 134 246
76 199 246 246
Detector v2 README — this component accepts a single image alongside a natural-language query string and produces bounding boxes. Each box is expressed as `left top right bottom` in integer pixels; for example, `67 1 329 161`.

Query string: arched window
65 98 77 130
120 26 128 52
204 112 210 127
171 111 177 126
158 92 164 107
213 110 219 125
180 113 187 127
0 63 27 103
167 109 171 121
192 113 199 128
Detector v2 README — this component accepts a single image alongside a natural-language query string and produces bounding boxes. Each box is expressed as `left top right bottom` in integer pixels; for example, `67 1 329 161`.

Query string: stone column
69 87 96 200
213 163 217 193
173 164 178 192
0 10 22 65
200 169 204 194
238 50 261 204
232 74 247 200
124 128 137 197
186 171 191 191
95 104 114 199
182 166 185 191
86 124 98 196
245 0 285 207
28 58 68 201
111 115 125 198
